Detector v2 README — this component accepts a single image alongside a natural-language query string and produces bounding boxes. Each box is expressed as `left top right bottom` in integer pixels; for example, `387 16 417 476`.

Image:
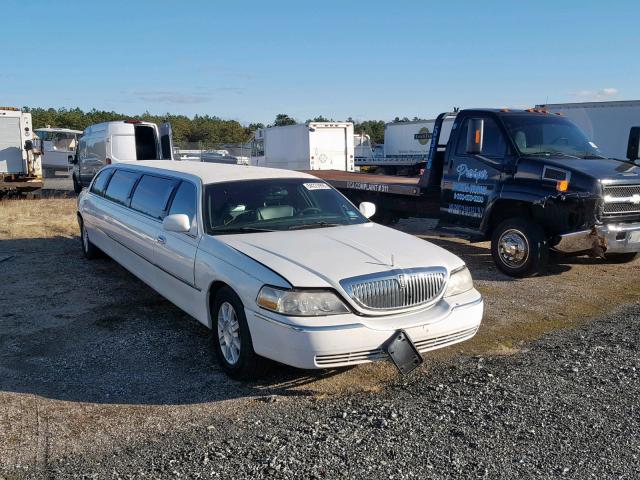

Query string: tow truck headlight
444 266 474 297
257 286 350 316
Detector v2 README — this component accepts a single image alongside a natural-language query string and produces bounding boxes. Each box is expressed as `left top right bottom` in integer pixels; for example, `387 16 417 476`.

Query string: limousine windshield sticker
303 182 332 190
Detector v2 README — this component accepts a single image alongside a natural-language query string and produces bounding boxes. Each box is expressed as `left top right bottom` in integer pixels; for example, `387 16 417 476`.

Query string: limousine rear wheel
79 217 99 260
212 287 268 379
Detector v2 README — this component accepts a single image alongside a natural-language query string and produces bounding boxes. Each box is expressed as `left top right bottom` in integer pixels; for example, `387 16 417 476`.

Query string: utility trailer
251 122 354 171
536 100 640 160
0 107 43 198
312 108 640 277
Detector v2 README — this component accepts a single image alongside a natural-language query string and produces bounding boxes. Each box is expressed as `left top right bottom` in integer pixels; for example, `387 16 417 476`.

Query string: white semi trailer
355 117 455 175
0 107 43 198
536 100 640 159
251 122 354 171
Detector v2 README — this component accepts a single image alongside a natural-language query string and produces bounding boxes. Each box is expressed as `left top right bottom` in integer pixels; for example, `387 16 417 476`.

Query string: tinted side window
104 170 140 206
130 175 177 219
455 118 507 158
168 181 197 225
90 169 113 196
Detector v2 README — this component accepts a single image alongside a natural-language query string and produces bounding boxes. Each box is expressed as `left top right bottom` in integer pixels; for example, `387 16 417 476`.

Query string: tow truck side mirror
466 118 484 155
627 127 640 161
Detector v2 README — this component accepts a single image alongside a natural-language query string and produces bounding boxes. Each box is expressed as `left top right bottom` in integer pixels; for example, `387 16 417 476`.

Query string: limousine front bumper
245 288 483 369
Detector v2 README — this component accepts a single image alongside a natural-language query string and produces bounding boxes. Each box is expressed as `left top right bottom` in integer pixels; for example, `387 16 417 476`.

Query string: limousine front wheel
79 217 100 260
212 287 268 379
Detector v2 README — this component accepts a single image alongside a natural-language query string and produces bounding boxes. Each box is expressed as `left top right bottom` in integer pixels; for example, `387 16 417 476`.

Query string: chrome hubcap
217 302 241 365
498 229 529 268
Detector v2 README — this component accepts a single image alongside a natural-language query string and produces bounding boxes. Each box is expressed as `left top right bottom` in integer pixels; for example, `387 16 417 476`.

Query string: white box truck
251 122 354 171
355 118 454 175
536 100 640 159
0 107 43 198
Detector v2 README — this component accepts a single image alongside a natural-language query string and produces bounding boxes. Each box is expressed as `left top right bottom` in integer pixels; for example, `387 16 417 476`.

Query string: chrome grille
340 267 447 311
603 184 640 216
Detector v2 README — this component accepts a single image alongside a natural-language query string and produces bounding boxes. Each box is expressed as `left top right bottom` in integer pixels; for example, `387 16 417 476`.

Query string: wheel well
208 280 231 312
486 200 533 235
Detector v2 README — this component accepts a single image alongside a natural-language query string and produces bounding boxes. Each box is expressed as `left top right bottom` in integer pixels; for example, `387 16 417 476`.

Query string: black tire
491 217 548 277
79 217 100 260
72 175 82 194
212 286 270 379
603 252 639 264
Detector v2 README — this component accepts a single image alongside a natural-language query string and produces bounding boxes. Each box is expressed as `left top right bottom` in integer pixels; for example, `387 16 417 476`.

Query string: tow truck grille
603 185 640 216
340 268 447 311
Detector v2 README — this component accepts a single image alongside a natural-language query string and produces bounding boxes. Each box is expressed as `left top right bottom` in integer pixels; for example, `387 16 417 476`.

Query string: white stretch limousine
77 161 483 378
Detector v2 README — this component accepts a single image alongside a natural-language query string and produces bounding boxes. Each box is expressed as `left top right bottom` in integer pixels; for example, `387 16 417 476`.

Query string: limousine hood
215 222 465 288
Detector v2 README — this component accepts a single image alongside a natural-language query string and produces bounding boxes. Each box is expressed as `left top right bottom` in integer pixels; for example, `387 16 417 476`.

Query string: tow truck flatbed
303 170 422 196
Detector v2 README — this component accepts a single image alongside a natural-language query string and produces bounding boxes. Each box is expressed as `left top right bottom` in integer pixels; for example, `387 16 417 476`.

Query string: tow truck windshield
502 114 603 159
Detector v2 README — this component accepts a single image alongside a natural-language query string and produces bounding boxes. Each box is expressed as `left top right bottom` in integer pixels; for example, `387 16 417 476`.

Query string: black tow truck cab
312 109 640 277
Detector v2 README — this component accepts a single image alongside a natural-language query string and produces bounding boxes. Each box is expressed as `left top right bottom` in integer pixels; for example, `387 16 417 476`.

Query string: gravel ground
1 197 640 479
43 303 640 479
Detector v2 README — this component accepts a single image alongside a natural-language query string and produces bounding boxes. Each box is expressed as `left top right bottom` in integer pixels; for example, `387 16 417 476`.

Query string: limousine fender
194 237 292 329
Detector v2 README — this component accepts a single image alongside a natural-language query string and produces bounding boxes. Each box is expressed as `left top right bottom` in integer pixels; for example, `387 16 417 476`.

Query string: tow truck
310 108 640 277
0 107 43 198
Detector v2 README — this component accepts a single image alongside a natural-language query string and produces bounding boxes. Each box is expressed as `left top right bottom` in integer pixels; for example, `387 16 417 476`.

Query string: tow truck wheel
603 252 638 264
491 218 548 277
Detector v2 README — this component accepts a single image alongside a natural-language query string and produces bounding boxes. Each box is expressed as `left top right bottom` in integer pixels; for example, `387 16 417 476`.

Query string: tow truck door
440 114 510 231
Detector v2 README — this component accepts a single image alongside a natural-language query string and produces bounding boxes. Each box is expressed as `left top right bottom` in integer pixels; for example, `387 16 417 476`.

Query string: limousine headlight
257 286 350 316
444 266 474 297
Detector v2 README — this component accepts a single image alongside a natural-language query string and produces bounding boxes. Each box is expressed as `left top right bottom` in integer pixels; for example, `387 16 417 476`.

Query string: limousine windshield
204 178 367 233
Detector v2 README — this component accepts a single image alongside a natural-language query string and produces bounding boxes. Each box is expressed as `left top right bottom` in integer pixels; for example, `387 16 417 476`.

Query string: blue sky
2 0 638 124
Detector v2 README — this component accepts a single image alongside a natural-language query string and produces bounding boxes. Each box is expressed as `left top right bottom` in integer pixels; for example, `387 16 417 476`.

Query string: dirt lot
1 197 639 477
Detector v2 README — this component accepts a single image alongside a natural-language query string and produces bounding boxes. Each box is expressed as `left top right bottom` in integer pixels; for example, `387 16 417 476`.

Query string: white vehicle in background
34 127 83 174
76 161 483 378
354 133 384 166
0 107 42 198
251 122 355 171
355 117 456 175
537 100 640 159
70 119 173 193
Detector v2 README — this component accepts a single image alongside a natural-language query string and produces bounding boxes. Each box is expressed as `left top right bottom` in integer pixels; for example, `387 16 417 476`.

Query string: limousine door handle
156 235 166 245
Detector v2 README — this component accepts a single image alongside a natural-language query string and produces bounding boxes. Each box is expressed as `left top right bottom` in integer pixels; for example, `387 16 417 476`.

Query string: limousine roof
119 160 317 184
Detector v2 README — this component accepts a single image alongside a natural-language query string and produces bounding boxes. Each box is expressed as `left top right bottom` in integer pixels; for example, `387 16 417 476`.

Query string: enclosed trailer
252 123 354 171
536 100 640 159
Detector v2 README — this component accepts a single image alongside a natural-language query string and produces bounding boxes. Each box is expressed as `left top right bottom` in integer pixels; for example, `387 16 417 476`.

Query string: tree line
24 107 428 147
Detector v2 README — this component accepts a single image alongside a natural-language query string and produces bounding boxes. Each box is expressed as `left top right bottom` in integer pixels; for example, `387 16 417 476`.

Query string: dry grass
0 197 78 239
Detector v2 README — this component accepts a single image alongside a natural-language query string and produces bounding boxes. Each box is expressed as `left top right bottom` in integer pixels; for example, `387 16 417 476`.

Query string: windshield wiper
211 226 279 234
521 151 582 159
287 222 342 230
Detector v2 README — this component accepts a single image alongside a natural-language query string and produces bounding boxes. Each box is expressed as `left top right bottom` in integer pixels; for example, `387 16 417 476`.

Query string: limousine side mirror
359 201 376 219
163 214 191 233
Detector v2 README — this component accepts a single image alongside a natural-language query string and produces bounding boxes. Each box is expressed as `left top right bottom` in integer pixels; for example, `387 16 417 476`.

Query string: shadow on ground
0 235 346 406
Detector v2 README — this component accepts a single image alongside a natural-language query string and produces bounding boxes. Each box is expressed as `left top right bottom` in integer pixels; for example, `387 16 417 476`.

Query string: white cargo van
71 120 173 193
251 123 354 171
